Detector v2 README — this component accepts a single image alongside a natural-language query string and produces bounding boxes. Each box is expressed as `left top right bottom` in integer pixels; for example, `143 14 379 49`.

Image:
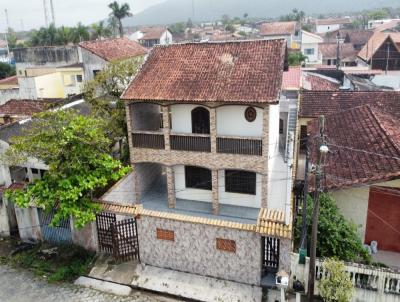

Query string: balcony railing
217 136 262 156
170 133 211 152
132 131 165 149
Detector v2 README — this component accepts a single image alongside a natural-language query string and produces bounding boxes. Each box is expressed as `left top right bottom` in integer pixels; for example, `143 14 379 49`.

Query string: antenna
4 10 10 57
5 9 10 31
50 0 55 25
43 0 49 27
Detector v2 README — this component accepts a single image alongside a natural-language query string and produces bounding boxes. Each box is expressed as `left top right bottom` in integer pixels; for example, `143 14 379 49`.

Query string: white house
315 17 351 34
259 21 300 49
301 30 323 65
129 27 173 48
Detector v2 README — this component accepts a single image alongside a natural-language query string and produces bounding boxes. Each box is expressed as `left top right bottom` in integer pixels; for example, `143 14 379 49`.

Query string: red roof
0 99 48 117
0 75 18 86
308 105 400 190
303 73 340 91
140 27 168 40
319 43 358 60
282 66 301 90
299 91 400 118
358 32 400 61
316 18 351 26
79 38 147 61
259 21 297 36
122 40 287 103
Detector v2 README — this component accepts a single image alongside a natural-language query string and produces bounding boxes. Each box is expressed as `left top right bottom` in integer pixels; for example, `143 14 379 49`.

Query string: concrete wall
18 77 38 99
137 215 263 285
14 46 80 67
174 165 213 202
0 197 11 237
15 206 42 242
0 88 19 105
316 24 341 33
136 163 163 197
80 48 107 81
160 31 173 45
35 72 65 98
71 218 98 252
216 105 263 137
170 104 202 133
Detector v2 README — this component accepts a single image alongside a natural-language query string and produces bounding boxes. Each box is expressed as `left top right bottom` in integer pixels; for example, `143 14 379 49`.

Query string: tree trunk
118 18 123 38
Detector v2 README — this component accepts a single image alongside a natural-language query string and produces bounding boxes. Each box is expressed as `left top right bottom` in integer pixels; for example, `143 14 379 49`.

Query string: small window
191 107 210 134
225 170 256 195
156 228 174 241
185 166 211 190
304 48 315 55
40 169 47 178
300 125 307 151
279 119 284 134
216 238 236 253
76 74 83 82
31 168 39 174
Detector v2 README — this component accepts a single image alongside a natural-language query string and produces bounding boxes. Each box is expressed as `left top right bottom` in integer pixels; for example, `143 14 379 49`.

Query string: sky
1 0 164 31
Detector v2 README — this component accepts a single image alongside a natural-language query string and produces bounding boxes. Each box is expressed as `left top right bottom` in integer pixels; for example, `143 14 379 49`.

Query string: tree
56 26 71 45
221 14 231 25
186 18 194 29
0 62 16 79
4 110 129 228
6 28 18 49
108 1 132 37
83 57 144 162
169 22 186 35
288 52 307 66
70 22 90 43
368 9 389 20
108 17 119 37
318 258 354 302
243 13 248 19
280 8 305 22
225 24 235 33
295 193 371 263
91 21 111 40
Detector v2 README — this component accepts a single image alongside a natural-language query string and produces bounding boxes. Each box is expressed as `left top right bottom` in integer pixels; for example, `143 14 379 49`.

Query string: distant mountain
123 0 398 26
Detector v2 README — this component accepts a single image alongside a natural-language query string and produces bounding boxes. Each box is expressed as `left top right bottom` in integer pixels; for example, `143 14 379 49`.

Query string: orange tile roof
282 66 301 90
140 27 168 40
260 21 297 36
79 37 147 61
358 32 400 61
0 99 49 117
0 75 18 86
122 40 287 103
316 18 351 26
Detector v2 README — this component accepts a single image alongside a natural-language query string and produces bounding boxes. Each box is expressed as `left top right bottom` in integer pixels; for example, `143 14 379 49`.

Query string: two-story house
259 21 300 49
108 39 296 287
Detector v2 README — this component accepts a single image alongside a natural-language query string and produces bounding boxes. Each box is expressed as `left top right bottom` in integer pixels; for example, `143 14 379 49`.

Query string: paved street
0 265 179 302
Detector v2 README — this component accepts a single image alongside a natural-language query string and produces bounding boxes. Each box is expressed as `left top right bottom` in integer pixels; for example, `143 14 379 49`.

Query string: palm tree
108 17 119 37
56 26 71 45
108 1 132 37
70 22 90 43
91 21 111 40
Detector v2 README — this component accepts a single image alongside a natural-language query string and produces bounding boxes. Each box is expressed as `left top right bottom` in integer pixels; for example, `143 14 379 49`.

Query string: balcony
217 136 262 156
170 133 211 152
132 131 165 149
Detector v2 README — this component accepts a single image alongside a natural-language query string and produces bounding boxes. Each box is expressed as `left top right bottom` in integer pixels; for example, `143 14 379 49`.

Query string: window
156 228 174 241
225 170 256 195
76 74 83 82
191 107 210 134
300 125 307 151
304 48 315 55
185 166 211 190
31 168 39 174
279 119 284 134
216 238 236 253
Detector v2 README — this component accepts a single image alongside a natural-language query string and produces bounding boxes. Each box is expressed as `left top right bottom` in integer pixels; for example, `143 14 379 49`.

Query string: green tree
221 14 231 25
295 193 371 263
368 9 389 20
0 62 16 79
108 1 132 37
83 57 144 162
318 258 354 302
91 21 111 40
169 22 186 35
288 52 307 66
70 22 90 43
4 110 129 228
56 26 71 45
108 17 119 37
225 24 235 33
6 28 18 49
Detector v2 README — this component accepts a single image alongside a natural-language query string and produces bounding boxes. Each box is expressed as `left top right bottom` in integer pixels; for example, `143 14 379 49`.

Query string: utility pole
50 0 56 25
4 9 10 58
43 0 49 27
336 32 341 70
307 116 328 302
300 134 309 254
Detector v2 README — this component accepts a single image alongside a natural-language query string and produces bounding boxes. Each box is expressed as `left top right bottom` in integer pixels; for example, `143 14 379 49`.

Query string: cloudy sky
1 0 164 31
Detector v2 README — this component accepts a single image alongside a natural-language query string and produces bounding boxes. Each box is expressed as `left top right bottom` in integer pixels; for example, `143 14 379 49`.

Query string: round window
245 107 257 122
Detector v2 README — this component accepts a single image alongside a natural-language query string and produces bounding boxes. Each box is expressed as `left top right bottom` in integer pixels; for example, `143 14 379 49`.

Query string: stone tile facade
137 215 263 285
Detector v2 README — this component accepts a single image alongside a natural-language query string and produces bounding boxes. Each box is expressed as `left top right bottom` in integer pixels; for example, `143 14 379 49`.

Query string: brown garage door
365 186 400 253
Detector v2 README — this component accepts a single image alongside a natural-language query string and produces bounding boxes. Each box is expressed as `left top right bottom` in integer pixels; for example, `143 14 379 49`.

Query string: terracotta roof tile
282 66 301 90
259 21 297 36
299 91 400 118
0 99 49 117
122 40 287 103
373 20 400 32
358 32 400 61
79 37 147 61
308 105 400 190
140 27 168 40
316 18 351 26
302 73 341 91
0 75 18 86
319 43 358 60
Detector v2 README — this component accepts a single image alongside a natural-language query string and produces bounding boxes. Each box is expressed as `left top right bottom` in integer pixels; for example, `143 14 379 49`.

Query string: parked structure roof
79 37 147 61
308 105 400 190
0 99 49 117
259 21 297 36
122 40 287 103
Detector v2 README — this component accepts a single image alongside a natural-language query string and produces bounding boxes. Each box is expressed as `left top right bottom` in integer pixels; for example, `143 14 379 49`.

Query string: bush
295 193 371 263
288 52 307 66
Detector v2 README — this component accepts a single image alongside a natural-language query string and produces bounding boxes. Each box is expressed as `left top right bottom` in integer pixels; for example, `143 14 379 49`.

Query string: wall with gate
290 253 400 302
137 215 262 285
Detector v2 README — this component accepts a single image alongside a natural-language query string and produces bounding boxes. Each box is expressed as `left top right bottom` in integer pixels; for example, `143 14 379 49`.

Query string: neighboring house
259 21 300 48
307 104 400 253
343 73 393 91
315 17 351 34
130 27 173 48
0 76 19 105
322 30 374 51
301 30 323 65
302 72 341 90
370 19 400 32
79 37 148 81
358 32 400 71
319 43 358 67
0 99 53 124
95 40 296 287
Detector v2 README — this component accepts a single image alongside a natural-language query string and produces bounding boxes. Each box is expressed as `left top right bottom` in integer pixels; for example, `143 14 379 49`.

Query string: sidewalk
87 255 262 302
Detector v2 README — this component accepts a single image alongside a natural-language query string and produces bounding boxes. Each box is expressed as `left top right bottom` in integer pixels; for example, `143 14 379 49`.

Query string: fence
290 253 400 302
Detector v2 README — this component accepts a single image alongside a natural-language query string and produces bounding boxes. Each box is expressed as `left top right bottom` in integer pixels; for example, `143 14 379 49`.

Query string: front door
262 236 280 275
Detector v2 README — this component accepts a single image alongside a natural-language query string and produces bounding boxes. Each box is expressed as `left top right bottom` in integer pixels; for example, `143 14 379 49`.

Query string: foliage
29 23 91 46
301 23 313 32
318 258 354 302
6 28 18 49
0 62 16 79
186 18 194 29
108 1 132 37
288 52 307 66
83 56 143 161
225 24 236 33
169 22 186 35
9 243 95 283
91 21 112 40
4 110 129 228
295 193 371 263
367 9 389 20
221 14 231 25
280 8 305 22
238 31 247 37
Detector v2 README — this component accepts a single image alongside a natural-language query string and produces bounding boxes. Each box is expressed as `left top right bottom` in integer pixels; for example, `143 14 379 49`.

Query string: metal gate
38 208 72 245
262 236 280 274
96 212 139 262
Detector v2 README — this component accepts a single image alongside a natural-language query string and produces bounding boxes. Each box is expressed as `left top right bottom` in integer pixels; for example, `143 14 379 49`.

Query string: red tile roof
79 38 147 61
358 32 400 61
282 66 301 90
0 99 49 117
319 43 358 61
308 105 400 190
122 40 287 103
299 91 400 118
373 20 400 32
316 18 351 26
140 27 168 40
259 21 297 36
0 75 18 86
302 73 341 91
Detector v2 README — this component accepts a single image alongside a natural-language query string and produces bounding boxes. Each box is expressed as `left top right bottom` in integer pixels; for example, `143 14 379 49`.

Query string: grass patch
8 243 96 283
